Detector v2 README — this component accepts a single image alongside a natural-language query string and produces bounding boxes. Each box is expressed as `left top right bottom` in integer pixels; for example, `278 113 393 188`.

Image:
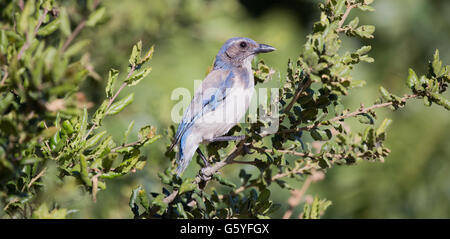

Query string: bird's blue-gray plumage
172 37 275 174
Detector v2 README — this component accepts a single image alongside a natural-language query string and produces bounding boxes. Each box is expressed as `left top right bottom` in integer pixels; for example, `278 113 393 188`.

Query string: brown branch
280 94 417 134
111 138 141 153
282 80 312 117
338 1 355 30
26 167 47 190
61 20 86 53
17 8 48 60
163 142 246 204
60 0 102 53
282 176 312 219
282 170 325 219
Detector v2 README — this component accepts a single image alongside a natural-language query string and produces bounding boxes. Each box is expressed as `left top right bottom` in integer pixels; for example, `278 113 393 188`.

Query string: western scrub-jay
170 37 275 175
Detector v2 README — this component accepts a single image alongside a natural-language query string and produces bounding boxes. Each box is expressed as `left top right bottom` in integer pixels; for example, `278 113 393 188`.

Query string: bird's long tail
176 132 201 175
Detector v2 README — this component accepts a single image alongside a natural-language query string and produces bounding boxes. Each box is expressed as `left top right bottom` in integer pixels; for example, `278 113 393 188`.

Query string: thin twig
60 0 102 53
17 8 48 60
1 66 8 86
280 94 417 134
83 67 135 141
61 20 86 53
163 142 245 204
282 176 313 219
26 167 47 190
338 1 355 30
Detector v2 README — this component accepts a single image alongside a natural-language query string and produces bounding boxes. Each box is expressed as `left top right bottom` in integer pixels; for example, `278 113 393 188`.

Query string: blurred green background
51 0 449 218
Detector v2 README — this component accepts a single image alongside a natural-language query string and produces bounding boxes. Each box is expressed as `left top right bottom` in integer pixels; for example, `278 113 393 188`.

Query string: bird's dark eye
240 42 247 48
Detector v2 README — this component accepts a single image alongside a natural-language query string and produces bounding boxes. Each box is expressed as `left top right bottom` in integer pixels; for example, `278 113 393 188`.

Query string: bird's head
214 37 276 69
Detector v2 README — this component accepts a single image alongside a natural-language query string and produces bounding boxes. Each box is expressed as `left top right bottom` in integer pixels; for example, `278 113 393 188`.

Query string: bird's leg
196 148 210 167
207 135 245 143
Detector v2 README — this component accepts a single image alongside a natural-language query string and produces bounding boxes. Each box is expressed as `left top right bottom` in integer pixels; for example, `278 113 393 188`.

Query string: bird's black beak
254 44 276 54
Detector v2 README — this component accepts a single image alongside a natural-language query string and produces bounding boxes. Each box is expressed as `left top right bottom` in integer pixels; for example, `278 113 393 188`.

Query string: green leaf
355 25 375 39
376 118 392 137
407 68 419 89
129 186 141 216
356 45 371 55
80 108 88 136
179 179 197 194
85 130 107 148
124 120 135 143
64 39 91 58
301 196 332 219
258 189 271 202
37 18 60 36
125 68 152 86
212 174 236 188
138 188 150 211
106 69 119 98
432 49 444 77
138 125 156 141
86 7 106 27
379 86 391 101
106 93 134 115
357 5 375 11
177 202 188 219
79 154 92 187
32 203 67 219
129 40 142 66
348 17 359 29
151 194 168 215
92 100 108 126
140 45 154 64
59 8 71 36
430 93 450 110
115 149 140 173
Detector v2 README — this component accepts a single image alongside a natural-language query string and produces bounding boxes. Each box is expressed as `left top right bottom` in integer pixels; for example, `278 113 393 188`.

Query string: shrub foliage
0 0 448 218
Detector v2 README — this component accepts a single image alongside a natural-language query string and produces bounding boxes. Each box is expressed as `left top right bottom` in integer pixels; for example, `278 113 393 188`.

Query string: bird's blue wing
170 69 234 149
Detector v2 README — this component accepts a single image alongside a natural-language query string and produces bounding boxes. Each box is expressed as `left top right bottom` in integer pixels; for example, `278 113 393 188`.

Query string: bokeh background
49 0 450 218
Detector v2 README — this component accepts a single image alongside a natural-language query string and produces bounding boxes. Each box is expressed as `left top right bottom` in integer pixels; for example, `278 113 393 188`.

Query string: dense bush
0 0 448 218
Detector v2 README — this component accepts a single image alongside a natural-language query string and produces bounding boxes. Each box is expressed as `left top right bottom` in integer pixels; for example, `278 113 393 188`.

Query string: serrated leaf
357 5 375 11
348 17 359 29
124 120 135 142
125 68 152 86
356 45 371 55
212 174 236 188
355 25 375 39
138 125 156 141
106 93 134 115
85 130 107 148
106 69 119 98
379 86 391 101
179 179 197 194
258 189 271 202
140 45 154 64
59 8 71 36
407 68 419 89
129 40 142 66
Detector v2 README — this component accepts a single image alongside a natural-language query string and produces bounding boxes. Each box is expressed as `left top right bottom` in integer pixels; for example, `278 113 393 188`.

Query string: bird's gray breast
198 66 255 140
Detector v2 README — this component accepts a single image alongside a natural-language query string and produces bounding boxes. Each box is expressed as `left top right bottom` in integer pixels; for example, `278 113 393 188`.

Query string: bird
170 37 276 175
